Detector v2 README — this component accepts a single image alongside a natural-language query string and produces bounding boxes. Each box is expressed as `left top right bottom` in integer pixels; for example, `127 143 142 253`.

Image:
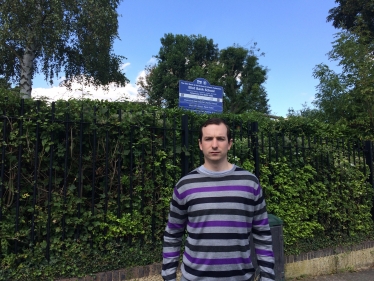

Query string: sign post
179 78 223 114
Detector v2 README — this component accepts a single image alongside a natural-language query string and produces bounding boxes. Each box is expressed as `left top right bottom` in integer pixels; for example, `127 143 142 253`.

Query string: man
162 118 275 281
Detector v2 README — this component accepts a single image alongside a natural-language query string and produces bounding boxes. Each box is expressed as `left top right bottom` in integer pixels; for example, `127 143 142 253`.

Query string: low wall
285 240 374 279
56 240 374 281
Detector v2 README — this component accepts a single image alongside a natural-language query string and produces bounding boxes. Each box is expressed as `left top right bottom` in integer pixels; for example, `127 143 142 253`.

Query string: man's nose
212 138 218 148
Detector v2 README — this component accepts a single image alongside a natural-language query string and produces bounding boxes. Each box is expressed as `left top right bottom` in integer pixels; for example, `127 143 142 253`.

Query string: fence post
15 99 25 255
251 122 260 179
46 102 55 262
364 141 374 219
0 98 8 225
181 115 189 177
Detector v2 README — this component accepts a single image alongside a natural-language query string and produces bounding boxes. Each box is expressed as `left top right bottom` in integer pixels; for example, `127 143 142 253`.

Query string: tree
327 0 374 40
0 0 128 99
137 34 270 114
312 31 374 136
216 45 269 113
137 33 219 108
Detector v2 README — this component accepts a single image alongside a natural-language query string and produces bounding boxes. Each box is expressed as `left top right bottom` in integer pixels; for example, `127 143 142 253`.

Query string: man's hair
199 118 231 142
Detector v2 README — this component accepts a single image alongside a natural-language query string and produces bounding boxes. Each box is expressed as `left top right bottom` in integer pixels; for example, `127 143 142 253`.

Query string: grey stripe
176 173 259 189
185 240 250 252
189 208 254 217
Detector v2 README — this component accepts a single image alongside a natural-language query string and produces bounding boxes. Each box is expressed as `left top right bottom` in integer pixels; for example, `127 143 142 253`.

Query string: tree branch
5 42 22 62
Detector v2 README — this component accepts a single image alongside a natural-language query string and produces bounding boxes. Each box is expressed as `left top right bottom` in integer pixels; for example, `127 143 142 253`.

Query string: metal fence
0 101 373 263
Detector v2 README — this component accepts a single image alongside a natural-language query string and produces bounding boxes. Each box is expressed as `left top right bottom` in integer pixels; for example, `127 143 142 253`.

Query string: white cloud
31 60 150 103
32 75 146 103
147 57 158 65
135 69 147 85
299 92 315 103
120 62 131 70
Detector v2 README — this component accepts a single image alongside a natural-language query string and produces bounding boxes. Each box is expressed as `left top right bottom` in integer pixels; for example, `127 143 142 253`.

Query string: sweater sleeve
161 187 188 281
252 184 276 281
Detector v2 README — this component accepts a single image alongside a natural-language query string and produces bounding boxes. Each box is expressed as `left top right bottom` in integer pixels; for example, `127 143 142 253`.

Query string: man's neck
203 161 233 172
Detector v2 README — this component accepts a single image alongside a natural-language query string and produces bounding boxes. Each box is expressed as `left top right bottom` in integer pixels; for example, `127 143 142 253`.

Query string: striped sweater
162 165 275 281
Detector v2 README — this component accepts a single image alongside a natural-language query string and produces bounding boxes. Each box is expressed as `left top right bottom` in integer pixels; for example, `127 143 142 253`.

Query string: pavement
287 265 374 281
127 266 374 281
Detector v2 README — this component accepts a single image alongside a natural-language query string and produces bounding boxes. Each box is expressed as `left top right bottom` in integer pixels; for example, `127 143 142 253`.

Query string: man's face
199 123 233 167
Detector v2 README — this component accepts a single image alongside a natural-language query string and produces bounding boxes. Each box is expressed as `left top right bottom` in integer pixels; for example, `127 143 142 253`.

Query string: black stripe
254 195 264 205
164 273 177 281
261 271 276 279
189 208 254 217
164 231 184 239
188 170 199 175
188 232 249 240
234 167 246 171
162 261 179 270
188 196 256 207
253 206 267 216
163 274 177 281
171 198 188 210
184 263 255 278
163 241 182 247
176 173 259 189
185 240 250 252
253 237 273 246
252 229 271 236
257 260 275 268
169 210 187 220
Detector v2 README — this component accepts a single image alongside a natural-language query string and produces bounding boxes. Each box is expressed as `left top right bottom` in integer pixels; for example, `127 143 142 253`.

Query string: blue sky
33 0 341 117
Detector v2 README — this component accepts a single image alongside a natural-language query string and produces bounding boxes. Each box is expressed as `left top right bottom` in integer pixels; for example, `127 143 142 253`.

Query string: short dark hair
199 118 231 142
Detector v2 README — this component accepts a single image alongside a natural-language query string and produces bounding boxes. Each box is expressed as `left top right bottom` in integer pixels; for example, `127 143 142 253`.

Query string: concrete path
128 272 181 281
288 265 374 281
128 266 374 281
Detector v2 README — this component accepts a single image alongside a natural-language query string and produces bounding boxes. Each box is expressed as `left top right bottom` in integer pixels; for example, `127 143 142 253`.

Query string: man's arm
161 187 187 281
252 184 275 281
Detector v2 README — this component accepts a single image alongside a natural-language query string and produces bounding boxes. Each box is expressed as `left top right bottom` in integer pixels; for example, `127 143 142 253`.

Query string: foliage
260 157 373 248
137 33 270 114
312 31 374 139
327 0 374 41
215 44 269 114
0 240 163 281
0 90 373 279
0 0 128 98
137 34 219 108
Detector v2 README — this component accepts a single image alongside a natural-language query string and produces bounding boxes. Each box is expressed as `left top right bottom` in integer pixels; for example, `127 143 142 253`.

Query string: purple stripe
168 222 185 229
255 249 274 257
253 218 268 226
174 187 180 198
163 251 180 258
177 185 259 200
184 252 251 265
188 221 251 228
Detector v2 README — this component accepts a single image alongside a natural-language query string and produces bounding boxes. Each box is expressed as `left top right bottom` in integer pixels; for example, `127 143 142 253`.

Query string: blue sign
179 78 223 113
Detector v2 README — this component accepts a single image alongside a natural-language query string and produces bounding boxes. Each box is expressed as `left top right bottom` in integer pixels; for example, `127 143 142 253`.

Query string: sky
32 0 342 117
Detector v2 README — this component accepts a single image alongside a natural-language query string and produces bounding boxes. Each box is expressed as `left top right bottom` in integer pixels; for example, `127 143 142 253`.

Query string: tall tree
215 45 269 113
327 0 374 40
137 34 270 114
0 0 128 99
313 31 374 136
137 33 219 108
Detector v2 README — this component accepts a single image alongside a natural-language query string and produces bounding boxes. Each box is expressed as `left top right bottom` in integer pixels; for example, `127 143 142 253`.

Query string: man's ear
228 139 233 150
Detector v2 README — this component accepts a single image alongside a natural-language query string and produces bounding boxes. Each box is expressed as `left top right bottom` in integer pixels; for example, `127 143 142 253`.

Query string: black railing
0 101 373 263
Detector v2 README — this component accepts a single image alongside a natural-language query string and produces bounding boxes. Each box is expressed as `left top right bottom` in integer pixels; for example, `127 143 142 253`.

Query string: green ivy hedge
0 89 373 280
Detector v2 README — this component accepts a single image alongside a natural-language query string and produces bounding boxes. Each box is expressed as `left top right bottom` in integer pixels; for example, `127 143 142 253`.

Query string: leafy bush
0 89 373 280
